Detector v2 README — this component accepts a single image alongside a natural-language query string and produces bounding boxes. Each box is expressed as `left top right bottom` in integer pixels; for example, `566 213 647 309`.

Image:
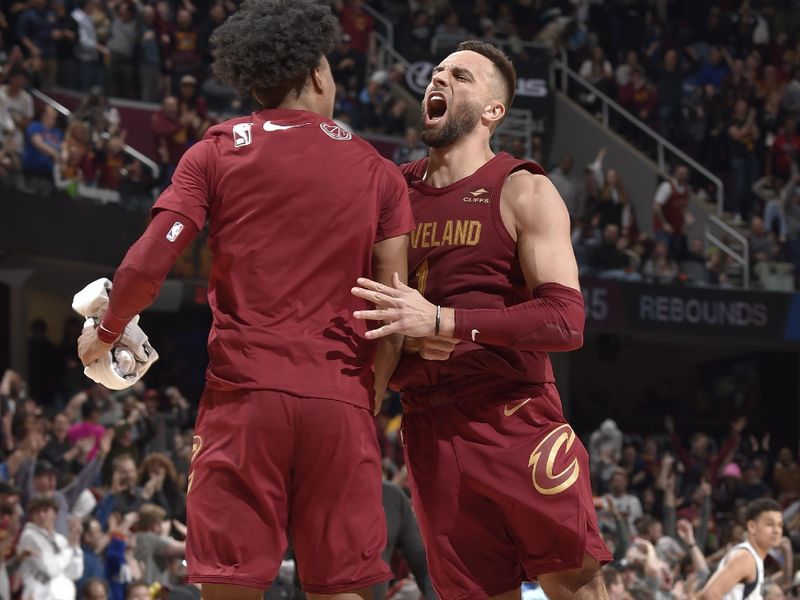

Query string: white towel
72 278 159 390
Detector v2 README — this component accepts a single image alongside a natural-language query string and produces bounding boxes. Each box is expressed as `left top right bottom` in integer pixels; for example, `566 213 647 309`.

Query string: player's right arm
369 161 415 413
78 140 212 366
371 235 408 413
697 550 756 600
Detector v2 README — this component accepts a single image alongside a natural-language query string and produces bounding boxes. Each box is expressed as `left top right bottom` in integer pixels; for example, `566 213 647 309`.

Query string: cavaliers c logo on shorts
528 424 580 496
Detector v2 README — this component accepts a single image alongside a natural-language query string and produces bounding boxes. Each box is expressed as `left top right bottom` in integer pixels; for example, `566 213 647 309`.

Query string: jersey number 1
416 260 429 296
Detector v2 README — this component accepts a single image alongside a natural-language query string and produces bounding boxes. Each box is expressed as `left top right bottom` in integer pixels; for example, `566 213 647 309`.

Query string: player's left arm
78 140 212 366
77 210 200 365
505 170 580 291
352 173 585 352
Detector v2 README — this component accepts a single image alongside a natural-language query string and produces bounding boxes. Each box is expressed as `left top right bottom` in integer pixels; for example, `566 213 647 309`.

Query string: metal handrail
551 60 725 216
706 214 750 288
32 88 160 180
375 32 412 71
362 2 394 49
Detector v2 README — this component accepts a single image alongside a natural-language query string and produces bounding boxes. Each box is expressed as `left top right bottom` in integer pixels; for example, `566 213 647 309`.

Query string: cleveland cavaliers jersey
390 152 551 394
716 541 764 600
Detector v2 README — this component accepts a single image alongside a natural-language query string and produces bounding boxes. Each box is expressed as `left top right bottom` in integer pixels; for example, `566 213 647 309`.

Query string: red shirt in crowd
339 4 374 54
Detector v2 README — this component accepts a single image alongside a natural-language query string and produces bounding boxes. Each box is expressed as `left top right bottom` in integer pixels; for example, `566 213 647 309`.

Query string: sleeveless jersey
716 541 764 600
390 152 552 395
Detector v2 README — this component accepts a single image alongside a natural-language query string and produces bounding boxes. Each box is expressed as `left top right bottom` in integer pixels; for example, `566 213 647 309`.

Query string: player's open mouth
425 92 448 126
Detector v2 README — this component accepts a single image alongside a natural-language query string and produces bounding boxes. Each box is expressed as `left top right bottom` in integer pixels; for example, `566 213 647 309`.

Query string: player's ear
483 99 505 127
310 67 325 94
310 56 329 95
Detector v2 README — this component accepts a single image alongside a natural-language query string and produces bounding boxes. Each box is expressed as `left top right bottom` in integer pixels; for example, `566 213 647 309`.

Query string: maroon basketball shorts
402 382 612 600
185 388 392 593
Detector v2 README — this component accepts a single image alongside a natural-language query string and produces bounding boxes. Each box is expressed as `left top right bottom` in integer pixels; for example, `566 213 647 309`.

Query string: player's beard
420 99 483 148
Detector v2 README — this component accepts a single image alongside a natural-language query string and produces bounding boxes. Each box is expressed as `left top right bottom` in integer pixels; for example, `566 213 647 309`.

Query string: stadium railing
31 88 161 186
549 58 749 288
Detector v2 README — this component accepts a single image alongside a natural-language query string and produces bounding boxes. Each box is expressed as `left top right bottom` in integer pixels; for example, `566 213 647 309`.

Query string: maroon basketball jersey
390 152 554 394
152 108 414 409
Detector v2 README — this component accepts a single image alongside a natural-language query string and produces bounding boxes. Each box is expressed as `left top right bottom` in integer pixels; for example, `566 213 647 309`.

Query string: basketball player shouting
352 41 612 599
78 1 414 598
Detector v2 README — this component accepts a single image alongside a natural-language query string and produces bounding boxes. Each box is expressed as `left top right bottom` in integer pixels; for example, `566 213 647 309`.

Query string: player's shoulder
395 158 428 187
203 114 254 142
725 546 758 575
504 165 557 199
398 158 426 176
502 159 567 223
343 132 406 180
495 152 547 177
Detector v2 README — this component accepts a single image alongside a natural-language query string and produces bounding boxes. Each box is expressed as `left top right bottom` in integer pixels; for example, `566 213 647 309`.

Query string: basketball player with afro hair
78 1 414 599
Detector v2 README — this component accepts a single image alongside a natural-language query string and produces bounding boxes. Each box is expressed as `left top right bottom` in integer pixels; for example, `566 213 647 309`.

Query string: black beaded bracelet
434 305 441 335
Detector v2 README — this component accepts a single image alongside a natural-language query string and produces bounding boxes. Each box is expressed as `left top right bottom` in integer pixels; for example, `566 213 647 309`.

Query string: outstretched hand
352 272 440 339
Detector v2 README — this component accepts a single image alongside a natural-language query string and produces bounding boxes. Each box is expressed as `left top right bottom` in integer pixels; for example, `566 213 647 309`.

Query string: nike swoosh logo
263 121 311 132
503 397 532 417
471 329 480 341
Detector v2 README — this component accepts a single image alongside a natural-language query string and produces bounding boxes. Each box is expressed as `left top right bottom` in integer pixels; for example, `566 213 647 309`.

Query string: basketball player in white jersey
699 498 783 600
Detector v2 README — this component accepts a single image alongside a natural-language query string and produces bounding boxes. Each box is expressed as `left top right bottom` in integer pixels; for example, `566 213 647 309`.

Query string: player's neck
424 136 495 188
748 539 768 560
273 95 330 119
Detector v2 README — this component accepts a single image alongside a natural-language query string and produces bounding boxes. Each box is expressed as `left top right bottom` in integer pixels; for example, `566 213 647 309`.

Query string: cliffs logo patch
320 122 352 141
463 188 490 204
528 424 580 496
232 122 253 147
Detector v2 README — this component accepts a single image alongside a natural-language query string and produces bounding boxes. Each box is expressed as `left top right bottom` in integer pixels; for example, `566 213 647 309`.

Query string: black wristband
434 305 441 335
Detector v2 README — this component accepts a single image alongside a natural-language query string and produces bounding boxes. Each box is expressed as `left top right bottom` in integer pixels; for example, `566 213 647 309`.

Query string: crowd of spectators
557 0 800 286
547 146 755 288
558 1 800 227
0 0 239 203
327 0 800 290
0 60 156 205
4 0 800 288
0 355 196 599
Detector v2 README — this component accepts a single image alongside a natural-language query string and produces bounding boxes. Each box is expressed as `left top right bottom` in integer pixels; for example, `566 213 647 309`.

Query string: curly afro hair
210 0 337 106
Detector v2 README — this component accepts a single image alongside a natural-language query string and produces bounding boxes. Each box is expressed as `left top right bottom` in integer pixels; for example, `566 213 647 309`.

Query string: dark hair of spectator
7 67 30 81
81 399 99 420
209 0 338 107
455 40 516 113
137 503 167 531
111 452 136 471
82 578 110 599
745 497 781 523
140 452 178 484
27 494 58 514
